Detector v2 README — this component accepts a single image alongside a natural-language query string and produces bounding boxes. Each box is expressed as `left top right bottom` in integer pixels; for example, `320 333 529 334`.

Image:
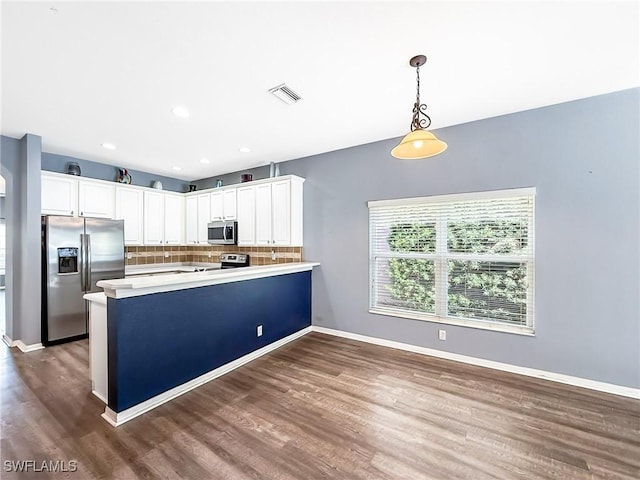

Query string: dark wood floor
1 333 639 479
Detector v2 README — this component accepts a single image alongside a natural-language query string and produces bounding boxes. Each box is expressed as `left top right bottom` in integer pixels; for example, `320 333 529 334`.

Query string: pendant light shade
392 54 447 160
391 130 448 159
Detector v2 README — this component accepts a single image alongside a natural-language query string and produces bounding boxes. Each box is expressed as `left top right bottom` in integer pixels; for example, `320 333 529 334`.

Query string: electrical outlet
207 251 212 258
438 329 446 341
257 325 263 337
164 251 169 258
126 252 133 259
271 250 276 261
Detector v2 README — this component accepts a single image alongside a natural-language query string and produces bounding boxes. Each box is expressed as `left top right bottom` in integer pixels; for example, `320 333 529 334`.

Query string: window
369 188 535 335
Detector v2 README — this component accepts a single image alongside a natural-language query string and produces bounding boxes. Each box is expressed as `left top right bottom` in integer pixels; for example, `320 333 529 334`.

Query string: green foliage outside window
385 220 528 325
386 224 436 312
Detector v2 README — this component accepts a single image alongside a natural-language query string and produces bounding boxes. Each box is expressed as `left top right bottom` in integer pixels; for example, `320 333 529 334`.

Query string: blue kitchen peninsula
90 262 319 426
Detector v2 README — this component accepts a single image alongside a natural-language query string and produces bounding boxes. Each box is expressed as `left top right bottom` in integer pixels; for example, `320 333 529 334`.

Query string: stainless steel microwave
207 220 238 245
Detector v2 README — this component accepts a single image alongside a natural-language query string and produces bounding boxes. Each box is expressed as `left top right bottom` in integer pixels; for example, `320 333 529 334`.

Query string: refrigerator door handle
86 234 92 291
80 233 86 291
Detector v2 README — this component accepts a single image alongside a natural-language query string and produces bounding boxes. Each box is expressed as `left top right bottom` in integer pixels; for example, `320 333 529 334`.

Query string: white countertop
98 262 320 299
84 291 107 305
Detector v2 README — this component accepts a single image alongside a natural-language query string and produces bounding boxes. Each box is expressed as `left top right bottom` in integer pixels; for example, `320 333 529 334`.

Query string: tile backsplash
125 245 302 266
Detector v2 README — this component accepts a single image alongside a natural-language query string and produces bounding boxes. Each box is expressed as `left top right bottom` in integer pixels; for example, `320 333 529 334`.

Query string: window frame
368 187 536 336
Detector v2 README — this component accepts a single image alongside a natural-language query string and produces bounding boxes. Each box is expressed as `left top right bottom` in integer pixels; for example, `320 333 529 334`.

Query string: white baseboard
312 326 640 400
103 326 313 427
2 335 44 352
15 341 45 353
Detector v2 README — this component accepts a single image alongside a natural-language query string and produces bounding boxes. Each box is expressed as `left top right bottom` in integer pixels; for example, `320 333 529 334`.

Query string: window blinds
369 188 535 332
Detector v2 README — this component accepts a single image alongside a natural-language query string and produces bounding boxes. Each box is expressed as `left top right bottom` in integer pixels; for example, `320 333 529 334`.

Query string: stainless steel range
220 253 250 269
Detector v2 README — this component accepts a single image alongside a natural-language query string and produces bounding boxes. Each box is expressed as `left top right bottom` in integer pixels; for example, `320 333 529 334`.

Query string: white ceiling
1 1 638 181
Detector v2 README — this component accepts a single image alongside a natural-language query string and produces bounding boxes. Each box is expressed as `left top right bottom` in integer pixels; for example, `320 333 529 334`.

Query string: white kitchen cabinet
255 183 273 245
271 180 293 245
236 186 256 245
43 173 116 219
144 191 184 245
197 194 211 244
143 191 165 245
209 191 223 221
41 173 78 216
163 194 184 245
235 176 304 247
78 180 115 218
185 196 198 244
210 188 237 221
115 186 144 245
223 189 237 220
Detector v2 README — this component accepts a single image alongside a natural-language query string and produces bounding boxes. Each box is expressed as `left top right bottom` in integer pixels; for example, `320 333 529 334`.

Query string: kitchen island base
103 325 312 426
93 263 319 426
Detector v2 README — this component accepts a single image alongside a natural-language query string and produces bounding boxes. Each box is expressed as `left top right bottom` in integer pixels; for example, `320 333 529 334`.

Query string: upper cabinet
115 186 144 245
236 176 303 247
236 186 256 246
210 189 237 221
185 193 211 245
196 194 211 244
78 180 115 218
143 191 165 245
143 191 184 245
41 174 78 216
41 171 304 248
41 172 114 218
163 193 184 245
254 183 273 245
272 179 300 246
185 196 198 244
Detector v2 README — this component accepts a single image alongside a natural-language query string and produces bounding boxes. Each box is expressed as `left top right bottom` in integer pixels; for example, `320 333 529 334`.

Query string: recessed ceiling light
199 158 210 164
171 106 190 118
239 147 251 153
101 143 116 150
172 166 183 171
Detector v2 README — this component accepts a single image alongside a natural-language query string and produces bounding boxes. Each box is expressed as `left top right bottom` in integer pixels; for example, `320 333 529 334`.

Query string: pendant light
391 54 447 159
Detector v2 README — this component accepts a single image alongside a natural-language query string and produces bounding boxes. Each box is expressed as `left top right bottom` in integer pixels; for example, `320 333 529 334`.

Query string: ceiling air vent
269 83 302 105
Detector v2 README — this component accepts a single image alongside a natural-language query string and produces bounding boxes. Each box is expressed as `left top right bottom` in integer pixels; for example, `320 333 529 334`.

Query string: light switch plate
257 325 263 337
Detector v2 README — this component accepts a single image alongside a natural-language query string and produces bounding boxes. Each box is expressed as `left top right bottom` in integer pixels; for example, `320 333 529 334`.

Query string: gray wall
198 88 640 389
42 152 190 193
0 134 42 345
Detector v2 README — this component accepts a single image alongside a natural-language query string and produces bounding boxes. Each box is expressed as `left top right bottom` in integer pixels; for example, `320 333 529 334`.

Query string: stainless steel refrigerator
41 215 124 345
